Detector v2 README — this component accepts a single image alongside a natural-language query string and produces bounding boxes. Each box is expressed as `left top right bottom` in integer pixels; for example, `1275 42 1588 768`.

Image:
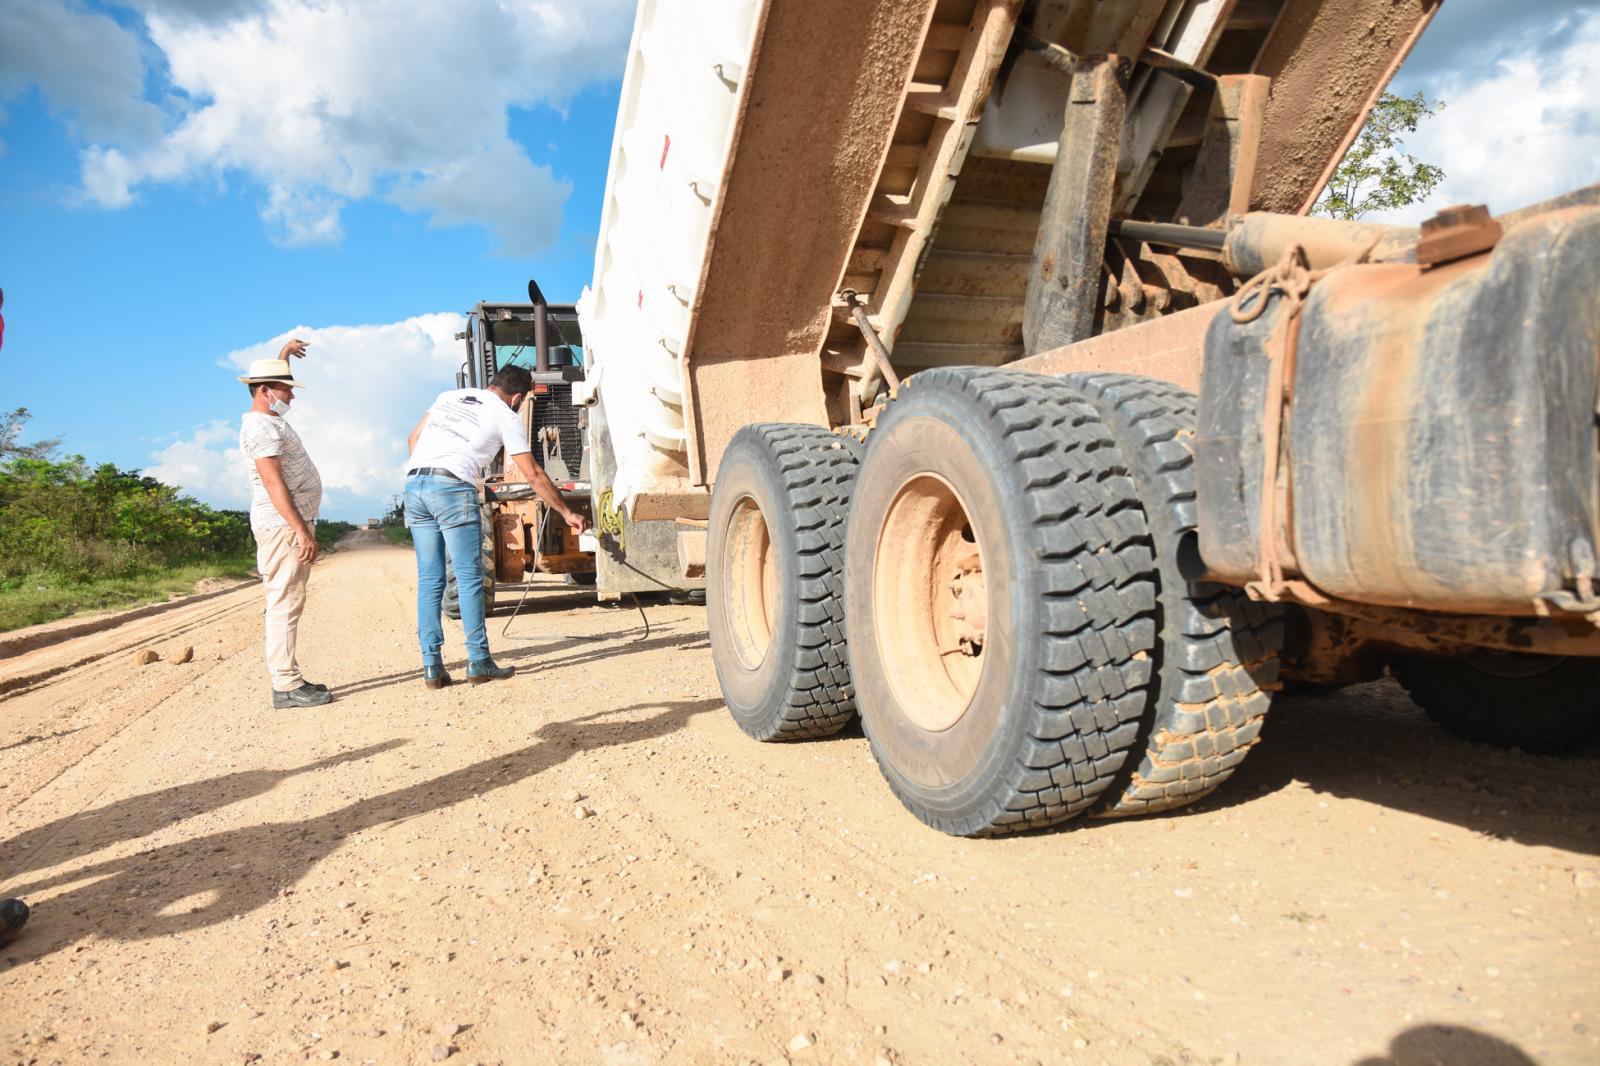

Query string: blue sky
1 0 636 520
1 0 1596 521
0 84 618 449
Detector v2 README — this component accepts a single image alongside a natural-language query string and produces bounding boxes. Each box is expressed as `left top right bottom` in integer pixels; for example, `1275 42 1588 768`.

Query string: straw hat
237 358 309 387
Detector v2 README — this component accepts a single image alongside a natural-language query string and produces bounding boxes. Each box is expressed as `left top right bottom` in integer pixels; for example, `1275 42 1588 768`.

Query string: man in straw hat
238 338 331 708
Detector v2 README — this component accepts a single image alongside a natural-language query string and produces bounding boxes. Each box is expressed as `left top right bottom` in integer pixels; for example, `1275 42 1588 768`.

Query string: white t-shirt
239 411 323 534
406 388 530 483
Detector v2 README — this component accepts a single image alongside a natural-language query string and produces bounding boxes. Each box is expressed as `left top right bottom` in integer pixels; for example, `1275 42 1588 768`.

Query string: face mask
268 391 291 416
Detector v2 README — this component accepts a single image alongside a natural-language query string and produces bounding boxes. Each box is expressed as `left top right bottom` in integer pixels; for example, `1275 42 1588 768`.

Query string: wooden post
1022 54 1130 354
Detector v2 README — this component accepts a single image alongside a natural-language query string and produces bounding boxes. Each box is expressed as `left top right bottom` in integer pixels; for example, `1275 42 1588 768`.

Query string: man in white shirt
404 364 586 686
238 340 332 709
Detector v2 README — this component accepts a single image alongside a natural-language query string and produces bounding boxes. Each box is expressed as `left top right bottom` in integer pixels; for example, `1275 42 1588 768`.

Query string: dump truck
578 0 1600 836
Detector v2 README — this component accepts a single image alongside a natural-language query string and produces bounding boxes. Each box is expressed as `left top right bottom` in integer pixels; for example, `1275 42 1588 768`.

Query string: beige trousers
255 525 313 691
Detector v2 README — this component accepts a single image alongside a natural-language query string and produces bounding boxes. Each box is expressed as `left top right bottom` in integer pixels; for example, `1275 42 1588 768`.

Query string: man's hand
294 526 319 564
279 338 310 360
509 452 591 538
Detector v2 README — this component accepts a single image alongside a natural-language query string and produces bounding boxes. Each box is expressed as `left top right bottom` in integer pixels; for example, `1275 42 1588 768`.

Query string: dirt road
2 541 1596 1064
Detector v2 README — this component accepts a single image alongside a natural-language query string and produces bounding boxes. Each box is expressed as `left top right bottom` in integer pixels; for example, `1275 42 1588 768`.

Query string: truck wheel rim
874 472 987 731
725 495 777 670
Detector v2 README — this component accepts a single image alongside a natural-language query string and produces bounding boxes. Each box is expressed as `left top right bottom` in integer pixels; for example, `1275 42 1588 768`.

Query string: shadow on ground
1 697 722 963
1187 678 1600 855
330 628 706 700
0 741 408 884
1353 1022 1540 1065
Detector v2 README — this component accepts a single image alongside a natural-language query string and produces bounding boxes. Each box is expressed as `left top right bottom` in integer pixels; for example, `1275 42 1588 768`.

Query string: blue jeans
404 475 489 666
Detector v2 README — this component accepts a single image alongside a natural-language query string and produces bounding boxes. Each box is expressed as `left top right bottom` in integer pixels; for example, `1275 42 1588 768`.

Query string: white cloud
262 185 346 248
0 0 165 149
147 312 467 520
8 0 631 253
389 140 570 254
145 420 252 509
1372 8 1600 225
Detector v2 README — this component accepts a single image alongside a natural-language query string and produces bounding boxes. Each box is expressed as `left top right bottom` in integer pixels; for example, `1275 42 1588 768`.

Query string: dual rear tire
706 425 862 740
706 369 1282 835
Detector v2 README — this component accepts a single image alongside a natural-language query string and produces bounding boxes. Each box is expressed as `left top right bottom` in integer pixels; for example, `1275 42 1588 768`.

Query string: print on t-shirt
406 388 531 484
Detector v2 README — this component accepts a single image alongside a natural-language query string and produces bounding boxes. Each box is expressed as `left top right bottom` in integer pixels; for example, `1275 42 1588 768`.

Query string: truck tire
844 368 1158 836
1065 374 1283 816
1392 652 1600 754
707 424 862 740
443 504 496 621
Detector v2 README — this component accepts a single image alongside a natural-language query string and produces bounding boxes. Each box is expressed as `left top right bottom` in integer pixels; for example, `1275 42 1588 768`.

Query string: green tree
0 415 254 582
0 407 61 462
1314 91 1445 221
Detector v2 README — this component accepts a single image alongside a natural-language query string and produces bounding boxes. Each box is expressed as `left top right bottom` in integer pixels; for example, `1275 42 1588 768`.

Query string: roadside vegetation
314 520 359 554
380 499 412 545
0 408 355 632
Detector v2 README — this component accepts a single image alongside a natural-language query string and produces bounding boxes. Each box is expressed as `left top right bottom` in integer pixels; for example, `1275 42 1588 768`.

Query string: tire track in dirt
0 596 258 700
0 593 263 814
0 578 253 661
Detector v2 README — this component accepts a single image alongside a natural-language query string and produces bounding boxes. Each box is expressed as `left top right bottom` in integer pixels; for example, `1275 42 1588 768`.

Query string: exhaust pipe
527 279 550 374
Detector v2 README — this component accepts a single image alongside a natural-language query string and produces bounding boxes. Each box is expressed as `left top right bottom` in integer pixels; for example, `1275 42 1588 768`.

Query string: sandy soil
1 541 1596 1065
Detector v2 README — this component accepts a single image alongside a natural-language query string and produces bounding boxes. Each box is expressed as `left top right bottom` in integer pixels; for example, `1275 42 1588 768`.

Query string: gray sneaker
272 683 333 708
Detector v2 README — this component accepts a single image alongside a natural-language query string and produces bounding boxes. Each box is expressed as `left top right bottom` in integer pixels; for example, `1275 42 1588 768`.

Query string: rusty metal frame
1010 297 1220 392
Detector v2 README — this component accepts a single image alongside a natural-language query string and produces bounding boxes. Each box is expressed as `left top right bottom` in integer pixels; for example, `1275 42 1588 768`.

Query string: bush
0 413 273 631
315 520 358 553
0 455 254 583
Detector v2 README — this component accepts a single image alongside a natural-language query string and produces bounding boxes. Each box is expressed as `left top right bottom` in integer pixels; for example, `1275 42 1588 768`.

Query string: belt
406 467 466 482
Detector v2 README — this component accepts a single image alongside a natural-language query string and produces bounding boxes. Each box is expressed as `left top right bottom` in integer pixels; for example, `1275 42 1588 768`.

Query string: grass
0 521 412 634
0 552 258 633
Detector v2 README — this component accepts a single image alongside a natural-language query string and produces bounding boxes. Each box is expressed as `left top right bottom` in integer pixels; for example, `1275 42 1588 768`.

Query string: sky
0 0 1595 521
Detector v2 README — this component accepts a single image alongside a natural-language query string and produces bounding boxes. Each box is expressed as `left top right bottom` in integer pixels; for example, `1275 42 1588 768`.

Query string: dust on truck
578 0 1600 836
